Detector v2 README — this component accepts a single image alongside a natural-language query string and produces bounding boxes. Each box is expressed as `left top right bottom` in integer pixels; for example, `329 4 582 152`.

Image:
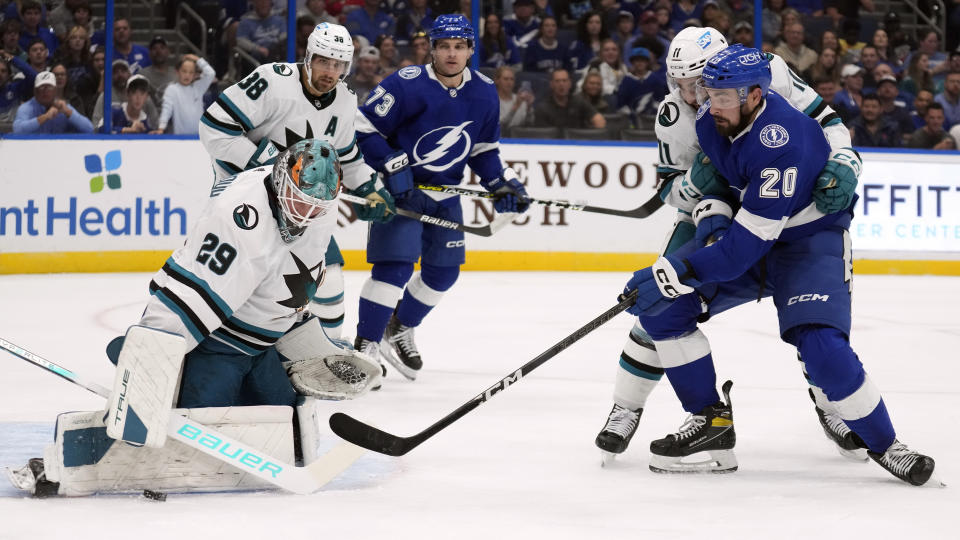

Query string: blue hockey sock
356 262 412 341
663 353 720 414
395 265 458 327
844 399 896 454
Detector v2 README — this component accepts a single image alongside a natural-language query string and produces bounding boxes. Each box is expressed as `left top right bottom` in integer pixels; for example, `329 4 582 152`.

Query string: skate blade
837 447 869 463
600 451 617 467
379 341 419 381
649 450 738 474
920 472 947 489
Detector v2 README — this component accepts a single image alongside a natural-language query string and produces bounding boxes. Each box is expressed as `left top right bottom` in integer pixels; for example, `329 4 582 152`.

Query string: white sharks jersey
139 166 335 355
655 52 853 181
200 62 375 190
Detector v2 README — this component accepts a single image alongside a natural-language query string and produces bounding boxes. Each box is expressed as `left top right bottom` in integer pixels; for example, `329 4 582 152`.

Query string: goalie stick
329 290 638 456
415 183 665 219
0 337 364 495
340 192 513 237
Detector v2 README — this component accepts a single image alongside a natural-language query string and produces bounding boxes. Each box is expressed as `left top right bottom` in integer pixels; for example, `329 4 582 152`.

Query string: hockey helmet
666 26 728 103
305 23 353 88
698 44 771 108
272 139 342 230
429 14 475 48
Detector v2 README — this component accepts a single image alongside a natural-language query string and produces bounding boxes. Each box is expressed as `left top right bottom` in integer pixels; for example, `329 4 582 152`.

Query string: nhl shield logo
759 124 789 148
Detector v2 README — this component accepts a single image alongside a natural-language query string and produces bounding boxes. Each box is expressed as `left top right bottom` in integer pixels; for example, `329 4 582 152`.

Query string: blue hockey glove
814 148 861 214
692 197 733 247
623 255 699 317
349 175 396 223
480 167 530 213
667 152 729 212
382 151 413 200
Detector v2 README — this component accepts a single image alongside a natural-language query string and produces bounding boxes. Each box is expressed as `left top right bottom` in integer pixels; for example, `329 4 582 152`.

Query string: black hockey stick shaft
328 290 639 456
416 183 665 218
340 192 501 237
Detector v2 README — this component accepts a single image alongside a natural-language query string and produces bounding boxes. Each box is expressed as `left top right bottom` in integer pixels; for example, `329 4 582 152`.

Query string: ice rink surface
0 271 957 539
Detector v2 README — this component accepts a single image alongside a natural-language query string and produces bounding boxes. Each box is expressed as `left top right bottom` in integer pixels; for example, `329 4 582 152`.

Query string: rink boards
1 136 958 275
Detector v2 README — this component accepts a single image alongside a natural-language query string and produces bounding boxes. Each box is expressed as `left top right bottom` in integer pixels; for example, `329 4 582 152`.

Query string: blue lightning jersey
354 64 505 185
687 91 840 284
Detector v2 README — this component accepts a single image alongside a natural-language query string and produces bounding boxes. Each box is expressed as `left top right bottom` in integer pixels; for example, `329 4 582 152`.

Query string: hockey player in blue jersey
623 45 938 486
352 14 530 381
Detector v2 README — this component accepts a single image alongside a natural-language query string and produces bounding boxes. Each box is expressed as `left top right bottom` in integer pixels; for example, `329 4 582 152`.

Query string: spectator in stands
158 53 215 135
578 70 611 114
935 51 960 95
18 1 57 59
504 0 542 49
91 59 158 130
53 25 91 83
653 5 673 38
803 46 840 85
524 15 564 72
876 74 914 138
534 68 605 130
566 11 607 72
900 52 934 97
554 0 594 28
112 18 150 73
346 45 381 103
295 16 316 60
0 51 35 125
935 71 960 126
479 13 520 69
871 28 897 67
616 46 666 119
819 28 841 55
395 0 433 46
400 30 430 66
2 20 24 64
910 30 948 86
858 46 883 89
140 36 177 109
495 65 533 132
881 11 913 58
838 18 866 63
611 11 636 50
775 21 817 74
75 44 103 118
100 74 158 134
24 38 48 74
907 102 955 149
345 0 395 45
51 61 83 113
625 10 669 65
731 20 753 47
849 94 900 147
761 0 786 44
812 76 839 108
786 0 823 16
834 63 864 123
375 34 400 76
13 70 92 133
237 0 287 63
297 0 337 26
49 0 84 40
583 39 627 95
909 89 936 130
670 0 703 34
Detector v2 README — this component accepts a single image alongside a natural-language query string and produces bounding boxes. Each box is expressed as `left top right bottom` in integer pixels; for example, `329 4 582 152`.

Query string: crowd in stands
2 0 960 149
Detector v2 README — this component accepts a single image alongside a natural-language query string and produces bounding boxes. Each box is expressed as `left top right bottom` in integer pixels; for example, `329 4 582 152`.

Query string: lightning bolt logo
412 121 473 172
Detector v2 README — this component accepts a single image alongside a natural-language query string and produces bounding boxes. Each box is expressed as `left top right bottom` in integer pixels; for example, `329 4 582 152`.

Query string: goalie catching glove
274 317 382 400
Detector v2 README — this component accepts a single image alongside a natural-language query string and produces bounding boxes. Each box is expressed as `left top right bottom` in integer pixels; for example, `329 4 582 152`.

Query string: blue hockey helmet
699 44 771 107
272 139 342 231
429 14 475 48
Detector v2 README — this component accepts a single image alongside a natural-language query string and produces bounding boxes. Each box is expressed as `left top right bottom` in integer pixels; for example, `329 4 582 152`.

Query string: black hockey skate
354 336 386 390
381 314 422 380
5 458 59 497
649 380 737 474
808 389 868 462
868 440 941 487
595 404 643 466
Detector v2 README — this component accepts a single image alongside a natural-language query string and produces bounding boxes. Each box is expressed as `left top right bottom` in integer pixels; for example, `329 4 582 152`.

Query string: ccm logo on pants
788 293 830 305
446 240 466 248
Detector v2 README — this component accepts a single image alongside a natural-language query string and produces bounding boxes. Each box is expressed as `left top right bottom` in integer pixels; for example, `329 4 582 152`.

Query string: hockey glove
349 175 396 223
382 151 413 200
692 197 733 247
623 255 700 317
814 148 861 214
666 152 729 212
245 138 280 169
480 167 530 213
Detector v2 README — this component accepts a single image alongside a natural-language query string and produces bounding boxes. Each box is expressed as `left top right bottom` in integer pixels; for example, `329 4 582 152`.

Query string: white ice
0 271 957 539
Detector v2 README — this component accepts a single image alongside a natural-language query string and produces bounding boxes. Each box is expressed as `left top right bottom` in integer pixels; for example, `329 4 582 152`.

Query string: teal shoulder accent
227 317 285 339
152 289 205 343
201 114 242 136
219 94 254 131
164 258 234 319
824 117 843 127
803 95 824 116
313 291 345 303
337 136 357 156
215 159 242 175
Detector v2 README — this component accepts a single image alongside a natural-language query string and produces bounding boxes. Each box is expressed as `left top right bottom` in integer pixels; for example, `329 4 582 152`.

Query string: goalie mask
666 26 728 106
272 139 342 235
304 23 353 93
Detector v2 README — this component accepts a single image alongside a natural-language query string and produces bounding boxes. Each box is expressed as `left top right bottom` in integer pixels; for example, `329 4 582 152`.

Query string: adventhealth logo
85 150 122 193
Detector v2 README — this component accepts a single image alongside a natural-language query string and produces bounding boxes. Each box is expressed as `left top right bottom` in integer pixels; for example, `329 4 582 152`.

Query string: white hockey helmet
305 23 354 88
666 27 728 102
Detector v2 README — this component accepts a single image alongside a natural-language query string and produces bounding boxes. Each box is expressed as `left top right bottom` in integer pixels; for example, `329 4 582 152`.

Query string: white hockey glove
666 152 729 213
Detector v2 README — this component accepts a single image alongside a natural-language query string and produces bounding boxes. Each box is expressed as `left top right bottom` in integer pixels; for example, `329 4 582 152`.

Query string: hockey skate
808 389 868 462
649 380 737 474
354 336 386 390
380 314 422 380
595 404 643 466
868 440 943 487
5 458 59 497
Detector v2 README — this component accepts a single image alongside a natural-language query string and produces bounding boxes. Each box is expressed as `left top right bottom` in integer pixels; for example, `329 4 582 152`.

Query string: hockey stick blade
340 192 503 236
328 291 638 456
416 183 665 219
0 337 364 495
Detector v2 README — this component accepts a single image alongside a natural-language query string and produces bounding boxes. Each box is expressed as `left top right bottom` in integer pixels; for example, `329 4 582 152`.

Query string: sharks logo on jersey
412 121 473 171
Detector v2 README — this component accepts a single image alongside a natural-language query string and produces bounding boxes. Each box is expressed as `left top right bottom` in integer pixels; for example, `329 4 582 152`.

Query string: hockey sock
395 264 459 328
613 324 664 410
357 262 412 341
662 354 720 414
843 399 896 453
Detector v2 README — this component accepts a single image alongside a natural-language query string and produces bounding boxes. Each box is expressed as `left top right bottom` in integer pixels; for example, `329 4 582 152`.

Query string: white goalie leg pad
614 323 663 411
310 263 345 340
106 325 185 448
275 317 382 400
53 406 295 496
296 396 324 465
